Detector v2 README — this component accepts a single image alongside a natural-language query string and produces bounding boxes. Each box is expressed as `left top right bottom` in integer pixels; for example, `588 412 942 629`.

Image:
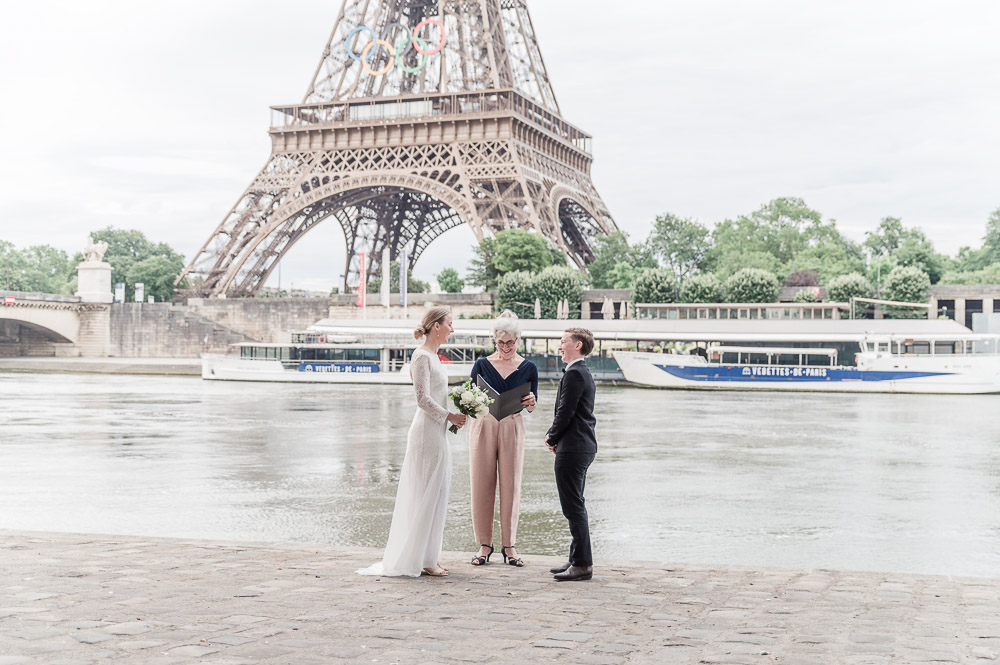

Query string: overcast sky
1 1 998 292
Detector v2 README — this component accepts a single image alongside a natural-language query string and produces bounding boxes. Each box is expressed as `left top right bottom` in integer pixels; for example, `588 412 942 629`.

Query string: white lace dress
357 348 452 577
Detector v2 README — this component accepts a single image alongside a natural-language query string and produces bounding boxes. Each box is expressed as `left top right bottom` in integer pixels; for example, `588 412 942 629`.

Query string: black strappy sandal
500 545 524 567
471 543 494 566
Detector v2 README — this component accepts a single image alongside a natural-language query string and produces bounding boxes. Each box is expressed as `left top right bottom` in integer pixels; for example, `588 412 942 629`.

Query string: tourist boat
612 333 1000 394
201 334 478 384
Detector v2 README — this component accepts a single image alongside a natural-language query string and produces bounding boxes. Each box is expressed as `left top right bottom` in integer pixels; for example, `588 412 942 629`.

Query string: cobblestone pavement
1 530 997 664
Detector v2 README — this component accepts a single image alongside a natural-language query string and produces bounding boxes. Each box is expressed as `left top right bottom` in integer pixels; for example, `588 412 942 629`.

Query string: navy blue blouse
471 357 539 399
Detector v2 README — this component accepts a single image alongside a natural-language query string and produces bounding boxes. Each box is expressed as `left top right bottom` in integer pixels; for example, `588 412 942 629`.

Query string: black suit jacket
546 360 597 454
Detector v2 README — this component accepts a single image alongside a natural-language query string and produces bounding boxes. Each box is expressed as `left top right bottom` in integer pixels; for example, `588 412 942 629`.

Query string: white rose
461 391 474 403
477 406 489 416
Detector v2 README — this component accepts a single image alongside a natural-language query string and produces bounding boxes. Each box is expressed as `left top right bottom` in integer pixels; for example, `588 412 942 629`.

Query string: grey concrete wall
188 294 495 342
109 303 252 358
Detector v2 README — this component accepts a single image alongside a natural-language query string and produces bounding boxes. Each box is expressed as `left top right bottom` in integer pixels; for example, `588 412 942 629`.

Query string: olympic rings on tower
345 18 446 76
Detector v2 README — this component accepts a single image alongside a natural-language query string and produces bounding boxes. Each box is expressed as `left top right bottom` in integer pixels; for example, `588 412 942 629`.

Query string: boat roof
309 317 987 342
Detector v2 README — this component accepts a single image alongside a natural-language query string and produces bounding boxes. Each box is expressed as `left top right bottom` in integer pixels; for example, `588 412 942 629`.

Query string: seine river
1 371 998 577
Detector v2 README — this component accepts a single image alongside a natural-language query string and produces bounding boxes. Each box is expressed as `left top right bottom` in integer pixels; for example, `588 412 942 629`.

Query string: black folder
476 375 532 421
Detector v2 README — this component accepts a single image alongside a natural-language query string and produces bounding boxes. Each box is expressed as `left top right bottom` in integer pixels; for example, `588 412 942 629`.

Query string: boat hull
612 351 1000 394
201 355 473 385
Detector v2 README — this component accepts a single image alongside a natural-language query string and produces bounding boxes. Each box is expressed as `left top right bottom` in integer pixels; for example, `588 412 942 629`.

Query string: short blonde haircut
492 309 521 340
413 306 451 340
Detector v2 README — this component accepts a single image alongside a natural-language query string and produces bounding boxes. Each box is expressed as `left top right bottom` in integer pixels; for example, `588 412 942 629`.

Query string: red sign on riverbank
3 296 15 305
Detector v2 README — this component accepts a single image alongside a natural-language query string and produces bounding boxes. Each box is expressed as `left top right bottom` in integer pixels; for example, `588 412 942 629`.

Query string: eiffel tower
179 0 618 297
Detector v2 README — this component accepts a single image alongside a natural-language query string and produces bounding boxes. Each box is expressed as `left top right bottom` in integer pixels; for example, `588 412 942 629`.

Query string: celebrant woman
357 307 467 577
467 310 538 567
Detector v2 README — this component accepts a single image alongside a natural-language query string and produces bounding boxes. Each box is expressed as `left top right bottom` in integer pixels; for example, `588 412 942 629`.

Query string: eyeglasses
495 339 518 349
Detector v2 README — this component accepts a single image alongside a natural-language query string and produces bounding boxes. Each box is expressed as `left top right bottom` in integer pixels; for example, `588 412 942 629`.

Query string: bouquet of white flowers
447 380 494 433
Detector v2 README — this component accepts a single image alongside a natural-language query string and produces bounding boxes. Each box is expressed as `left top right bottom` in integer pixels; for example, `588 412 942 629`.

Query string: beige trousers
468 412 526 547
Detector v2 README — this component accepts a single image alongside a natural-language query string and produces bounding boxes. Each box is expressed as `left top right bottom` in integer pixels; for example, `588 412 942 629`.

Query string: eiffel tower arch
179 0 618 297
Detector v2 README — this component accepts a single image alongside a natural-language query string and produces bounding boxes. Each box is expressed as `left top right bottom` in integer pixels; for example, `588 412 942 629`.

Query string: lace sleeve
411 352 449 425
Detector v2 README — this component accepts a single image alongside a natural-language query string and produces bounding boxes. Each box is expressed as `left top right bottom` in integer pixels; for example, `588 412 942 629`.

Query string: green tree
647 213 712 281
938 262 1000 285
864 217 911 257
984 207 1000 265
586 231 656 289
125 256 183 302
867 255 898 296
827 273 873 304
532 266 584 319
883 266 931 319
496 271 535 319
679 273 723 303
782 241 866 285
436 268 464 293
793 288 819 303
494 230 553 275
862 217 949 282
632 267 677 304
467 230 553 290
710 198 827 267
466 236 497 289
893 236 950 284
724 268 780 303
711 249 784 282
1 241 26 291
21 245 75 294
1 241 75 294
82 227 185 301
606 263 640 289
368 261 430 295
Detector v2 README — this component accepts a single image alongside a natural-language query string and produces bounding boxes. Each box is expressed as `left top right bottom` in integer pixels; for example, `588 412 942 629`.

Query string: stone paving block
70 631 114 644
117 639 168 650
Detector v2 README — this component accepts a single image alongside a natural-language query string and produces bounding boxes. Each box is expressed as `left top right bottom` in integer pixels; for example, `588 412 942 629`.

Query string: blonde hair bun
415 307 451 341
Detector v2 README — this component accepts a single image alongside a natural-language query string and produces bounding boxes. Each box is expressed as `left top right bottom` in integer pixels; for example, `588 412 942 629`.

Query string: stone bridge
0 293 110 357
0 292 252 358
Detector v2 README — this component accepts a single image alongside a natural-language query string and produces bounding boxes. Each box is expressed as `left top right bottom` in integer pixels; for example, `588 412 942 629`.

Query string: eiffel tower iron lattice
178 0 618 297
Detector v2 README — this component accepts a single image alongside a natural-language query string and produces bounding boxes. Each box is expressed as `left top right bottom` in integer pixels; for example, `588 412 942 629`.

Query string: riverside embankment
1 530 997 665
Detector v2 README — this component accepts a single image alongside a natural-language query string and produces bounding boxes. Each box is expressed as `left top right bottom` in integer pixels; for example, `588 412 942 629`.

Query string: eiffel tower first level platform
179 0 618 297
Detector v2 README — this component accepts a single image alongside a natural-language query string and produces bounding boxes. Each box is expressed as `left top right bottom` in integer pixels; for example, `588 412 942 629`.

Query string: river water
1 372 998 577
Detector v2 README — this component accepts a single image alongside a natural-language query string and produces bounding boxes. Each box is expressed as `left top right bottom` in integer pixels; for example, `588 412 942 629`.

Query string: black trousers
554 451 596 567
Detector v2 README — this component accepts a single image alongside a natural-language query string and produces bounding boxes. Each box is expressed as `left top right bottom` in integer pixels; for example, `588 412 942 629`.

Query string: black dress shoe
549 561 571 574
553 565 593 581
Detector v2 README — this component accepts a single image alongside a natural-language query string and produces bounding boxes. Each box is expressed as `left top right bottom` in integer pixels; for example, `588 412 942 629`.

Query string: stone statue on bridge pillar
76 236 113 304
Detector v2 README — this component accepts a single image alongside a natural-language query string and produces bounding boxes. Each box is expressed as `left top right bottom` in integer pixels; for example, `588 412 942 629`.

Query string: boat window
748 353 769 365
877 342 889 353
934 342 957 355
347 349 365 361
364 348 379 361
777 353 800 366
721 352 740 364
902 342 931 355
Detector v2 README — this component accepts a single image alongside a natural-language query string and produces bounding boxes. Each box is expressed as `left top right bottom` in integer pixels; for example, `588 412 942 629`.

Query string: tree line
461 198 1000 319
1 228 186 302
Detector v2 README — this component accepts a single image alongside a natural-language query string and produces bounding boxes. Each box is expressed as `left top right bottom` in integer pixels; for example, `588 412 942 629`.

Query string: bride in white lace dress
357 307 467 577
